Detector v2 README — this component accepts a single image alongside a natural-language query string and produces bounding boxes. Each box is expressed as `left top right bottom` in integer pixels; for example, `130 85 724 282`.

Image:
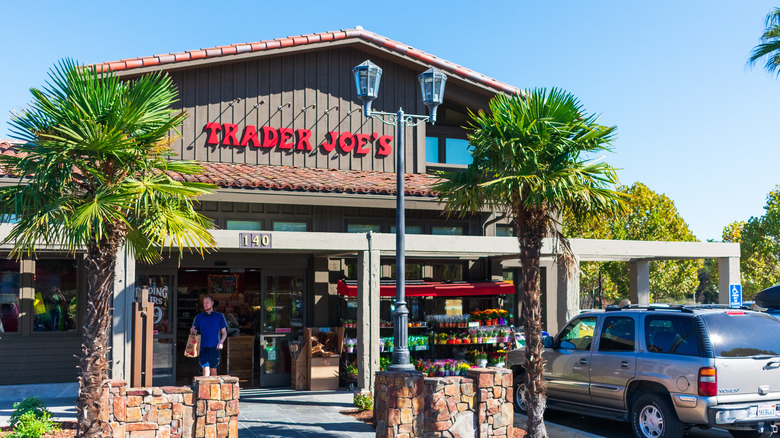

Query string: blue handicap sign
729 284 742 308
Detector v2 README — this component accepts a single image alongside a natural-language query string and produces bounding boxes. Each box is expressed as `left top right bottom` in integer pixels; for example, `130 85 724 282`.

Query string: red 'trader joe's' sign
204 123 393 157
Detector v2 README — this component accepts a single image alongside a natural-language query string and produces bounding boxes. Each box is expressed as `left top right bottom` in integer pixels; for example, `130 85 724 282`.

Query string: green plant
345 364 358 375
380 357 391 371
353 392 374 411
9 397 50 429
10 411 60 438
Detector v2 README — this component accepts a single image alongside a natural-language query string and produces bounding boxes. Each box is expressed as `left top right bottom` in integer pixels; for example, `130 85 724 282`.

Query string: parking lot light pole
353 60 446 371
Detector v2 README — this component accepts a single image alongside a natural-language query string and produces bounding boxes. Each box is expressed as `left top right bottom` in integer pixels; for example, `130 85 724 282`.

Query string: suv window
702 312 780 357
598 316 636 352
645 315 700 356
557 316 597 350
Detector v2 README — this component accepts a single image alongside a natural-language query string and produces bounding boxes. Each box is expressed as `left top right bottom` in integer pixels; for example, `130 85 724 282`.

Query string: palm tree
435 88 627 438
748 7 780 75
1 59 217 438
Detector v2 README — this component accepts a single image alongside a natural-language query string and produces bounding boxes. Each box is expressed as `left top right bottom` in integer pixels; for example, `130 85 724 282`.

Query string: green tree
1 59 216 438
723 186 780 298
435 89 627 438
748 7 780 75
564 182 703 303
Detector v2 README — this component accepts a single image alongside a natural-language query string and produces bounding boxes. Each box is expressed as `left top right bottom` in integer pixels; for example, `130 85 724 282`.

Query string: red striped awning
336 279 514 298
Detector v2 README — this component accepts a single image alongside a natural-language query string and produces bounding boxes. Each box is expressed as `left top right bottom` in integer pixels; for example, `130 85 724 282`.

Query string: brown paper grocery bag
184 333 200 357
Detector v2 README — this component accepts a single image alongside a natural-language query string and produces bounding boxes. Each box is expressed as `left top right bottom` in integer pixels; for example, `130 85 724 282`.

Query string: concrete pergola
101 230 740 393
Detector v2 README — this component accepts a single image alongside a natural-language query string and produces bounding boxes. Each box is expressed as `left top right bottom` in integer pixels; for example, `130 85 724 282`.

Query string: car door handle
579 358 589 365
620 361 631 369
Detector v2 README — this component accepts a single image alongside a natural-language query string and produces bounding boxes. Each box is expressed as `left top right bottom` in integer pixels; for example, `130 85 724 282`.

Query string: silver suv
507 305 780 438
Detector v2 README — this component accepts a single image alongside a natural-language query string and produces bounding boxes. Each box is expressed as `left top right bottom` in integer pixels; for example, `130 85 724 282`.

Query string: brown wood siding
0 335 80 384
168 47 476 174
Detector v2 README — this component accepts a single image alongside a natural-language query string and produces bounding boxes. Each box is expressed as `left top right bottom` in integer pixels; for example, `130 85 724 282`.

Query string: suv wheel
631 393 684 438
513 373 528 414
729 430 774 438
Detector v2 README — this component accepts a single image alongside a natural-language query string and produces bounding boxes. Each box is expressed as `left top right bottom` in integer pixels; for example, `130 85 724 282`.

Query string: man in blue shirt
190 296 228 376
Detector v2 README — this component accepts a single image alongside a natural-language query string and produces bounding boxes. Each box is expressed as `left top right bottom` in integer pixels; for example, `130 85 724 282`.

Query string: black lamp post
353 60 446 371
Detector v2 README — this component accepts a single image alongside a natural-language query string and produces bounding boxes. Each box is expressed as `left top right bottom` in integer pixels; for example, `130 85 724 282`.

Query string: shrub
353 391 374 411
9 411 60 438
8 397 51 429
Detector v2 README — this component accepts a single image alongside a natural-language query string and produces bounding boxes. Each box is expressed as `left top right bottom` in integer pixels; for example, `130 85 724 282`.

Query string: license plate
757 404 777 417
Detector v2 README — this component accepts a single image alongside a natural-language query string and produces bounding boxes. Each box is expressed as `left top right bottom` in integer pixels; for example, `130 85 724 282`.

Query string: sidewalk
0 388 601 438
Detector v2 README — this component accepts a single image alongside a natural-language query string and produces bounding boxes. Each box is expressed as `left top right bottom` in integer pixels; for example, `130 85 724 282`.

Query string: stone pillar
422 377 476 437
192 376 240 438
467 368 514 438
718 257 741 305
374 371 424 437
112 245 136 381
629 260 650 305
357 233 381 392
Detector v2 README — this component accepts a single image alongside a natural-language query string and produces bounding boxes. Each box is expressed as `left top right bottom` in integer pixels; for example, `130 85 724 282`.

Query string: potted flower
447 333 456 345
469 329 478 344
384 338 393 353
345 363 358 379
475 352 488 368
345 338 356 353
498 327 508 343
497 309 509 325
437 332 448 345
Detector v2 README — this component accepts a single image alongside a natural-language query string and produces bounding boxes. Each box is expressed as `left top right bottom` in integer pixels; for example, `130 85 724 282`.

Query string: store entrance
258 272 304 387
173 267 306 387
175 268 262 386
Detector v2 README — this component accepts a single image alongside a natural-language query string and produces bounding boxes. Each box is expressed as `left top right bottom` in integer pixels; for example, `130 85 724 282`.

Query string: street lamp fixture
352 60 446 371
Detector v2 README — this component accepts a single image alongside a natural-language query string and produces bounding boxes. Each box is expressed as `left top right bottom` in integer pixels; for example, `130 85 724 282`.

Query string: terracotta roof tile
90 27 520 95
0 141 440 197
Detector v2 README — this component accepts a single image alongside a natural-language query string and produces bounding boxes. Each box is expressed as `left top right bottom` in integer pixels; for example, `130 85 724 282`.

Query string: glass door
136 274 176 386
259 273 304 387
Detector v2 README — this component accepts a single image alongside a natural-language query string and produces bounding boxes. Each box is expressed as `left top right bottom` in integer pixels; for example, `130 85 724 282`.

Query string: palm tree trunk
516 209 548 438
77 238 121 438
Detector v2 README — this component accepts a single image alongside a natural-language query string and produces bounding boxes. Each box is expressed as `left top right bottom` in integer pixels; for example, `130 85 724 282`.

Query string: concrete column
357 233 380 392
557 255 580 329
311 257 330 327
629 260 650 305
718 257 741 305
111 244 136 380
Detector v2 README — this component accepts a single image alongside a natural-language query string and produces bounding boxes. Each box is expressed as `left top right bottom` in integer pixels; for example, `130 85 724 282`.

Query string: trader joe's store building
0 28 740 394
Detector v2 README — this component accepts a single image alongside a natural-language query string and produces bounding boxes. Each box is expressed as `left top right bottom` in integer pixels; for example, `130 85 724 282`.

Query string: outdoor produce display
340 307 516 381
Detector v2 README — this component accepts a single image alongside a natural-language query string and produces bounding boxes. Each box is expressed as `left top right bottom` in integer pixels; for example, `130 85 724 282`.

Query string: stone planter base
374 368 513 438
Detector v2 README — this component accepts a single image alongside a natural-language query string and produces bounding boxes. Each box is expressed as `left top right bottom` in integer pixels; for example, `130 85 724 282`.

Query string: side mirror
542 335 554 348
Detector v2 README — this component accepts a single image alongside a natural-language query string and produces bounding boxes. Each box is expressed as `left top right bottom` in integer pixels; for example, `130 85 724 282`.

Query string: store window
432 263 463 282
33 259 78 332
432 226 463 236
273 221 308 232
226 220 263 231
496 225 513 237
390 225 423 234
426 137 473 166
389 263 422 280
0 260 20 333
263 275 304 331
347 224 381 233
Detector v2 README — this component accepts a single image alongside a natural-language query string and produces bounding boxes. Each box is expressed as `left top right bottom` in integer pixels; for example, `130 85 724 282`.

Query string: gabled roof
0 140 441 197
91 27 520 96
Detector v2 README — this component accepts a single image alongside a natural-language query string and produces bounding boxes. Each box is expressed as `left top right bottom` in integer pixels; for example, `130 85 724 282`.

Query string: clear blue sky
2 1 778 242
